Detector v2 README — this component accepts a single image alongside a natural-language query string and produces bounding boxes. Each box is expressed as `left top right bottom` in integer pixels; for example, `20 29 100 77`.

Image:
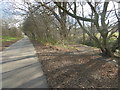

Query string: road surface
1 36 49 88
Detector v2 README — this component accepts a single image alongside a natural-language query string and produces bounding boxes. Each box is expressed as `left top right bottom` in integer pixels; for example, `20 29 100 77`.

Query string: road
1 36 49 88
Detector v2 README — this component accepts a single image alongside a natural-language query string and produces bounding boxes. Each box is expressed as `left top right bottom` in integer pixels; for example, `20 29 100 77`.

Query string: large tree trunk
81 4 85 44
58 2 67 40
100 44 112 57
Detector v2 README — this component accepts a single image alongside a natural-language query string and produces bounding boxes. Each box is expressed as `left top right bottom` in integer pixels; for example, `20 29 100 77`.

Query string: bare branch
54 2 95 22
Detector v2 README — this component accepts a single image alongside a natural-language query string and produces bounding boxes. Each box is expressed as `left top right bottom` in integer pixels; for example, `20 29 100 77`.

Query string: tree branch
54 2 95 22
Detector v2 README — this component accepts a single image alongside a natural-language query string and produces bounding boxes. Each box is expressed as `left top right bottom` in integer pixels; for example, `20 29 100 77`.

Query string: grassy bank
1 36 22 42
0 36 23 51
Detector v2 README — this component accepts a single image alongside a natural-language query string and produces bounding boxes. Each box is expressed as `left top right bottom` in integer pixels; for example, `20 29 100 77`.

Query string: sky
0 1 11 18
0 0 26 27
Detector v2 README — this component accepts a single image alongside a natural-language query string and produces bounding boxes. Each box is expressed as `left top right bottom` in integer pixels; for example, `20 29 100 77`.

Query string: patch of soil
0 40 19 51
32 40 119 88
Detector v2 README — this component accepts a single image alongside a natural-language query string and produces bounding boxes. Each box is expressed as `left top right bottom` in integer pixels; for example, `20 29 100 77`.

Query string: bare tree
54 1 119 57
39 2 68 42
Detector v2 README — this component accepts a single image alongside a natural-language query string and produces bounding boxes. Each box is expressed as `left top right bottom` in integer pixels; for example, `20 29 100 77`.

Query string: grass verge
0 36 23 51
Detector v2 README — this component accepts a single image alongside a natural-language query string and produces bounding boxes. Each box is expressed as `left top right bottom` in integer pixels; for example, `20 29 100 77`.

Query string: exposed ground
0 36 22 51
32 40 119 88
0 40 18 51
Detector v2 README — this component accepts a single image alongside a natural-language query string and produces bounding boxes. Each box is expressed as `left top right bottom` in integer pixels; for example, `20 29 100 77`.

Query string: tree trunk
58 2 67 40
